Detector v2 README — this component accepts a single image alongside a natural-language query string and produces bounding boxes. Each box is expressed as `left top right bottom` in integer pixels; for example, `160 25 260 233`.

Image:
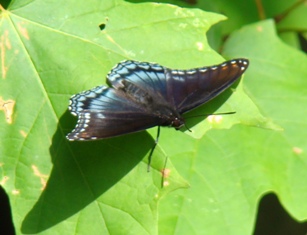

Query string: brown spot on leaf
20 130 27 138
0 97 15 124
293 147 303 155
12 189 20 195
0 30 11 79
257 26 263 32
0 176 9 185
161 168 171 178
207 115 223 124
32 165 48 190
17 22 29 40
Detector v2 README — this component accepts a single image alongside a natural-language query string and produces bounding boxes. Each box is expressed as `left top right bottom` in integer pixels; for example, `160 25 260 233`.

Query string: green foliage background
0 0 307 234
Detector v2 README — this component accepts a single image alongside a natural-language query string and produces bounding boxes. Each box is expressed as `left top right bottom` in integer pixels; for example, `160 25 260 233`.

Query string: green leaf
183 79 281 139
3 0 303 234
0 0 241 234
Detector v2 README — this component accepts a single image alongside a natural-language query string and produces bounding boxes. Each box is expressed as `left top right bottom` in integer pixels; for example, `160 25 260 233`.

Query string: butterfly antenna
184 124 192 132
147 126 161 172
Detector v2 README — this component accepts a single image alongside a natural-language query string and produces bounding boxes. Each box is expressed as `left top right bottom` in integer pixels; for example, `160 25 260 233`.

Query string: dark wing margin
66 86 160 140
164 58 249 114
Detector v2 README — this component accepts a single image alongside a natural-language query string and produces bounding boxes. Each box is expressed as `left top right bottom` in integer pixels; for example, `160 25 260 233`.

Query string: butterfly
67 59 249 167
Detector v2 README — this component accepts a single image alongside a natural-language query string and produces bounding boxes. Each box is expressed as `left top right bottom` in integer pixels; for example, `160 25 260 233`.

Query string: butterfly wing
107 59 249 114
107 60 169 101
165 58 249 113
66 86 162 140
67 59 249 140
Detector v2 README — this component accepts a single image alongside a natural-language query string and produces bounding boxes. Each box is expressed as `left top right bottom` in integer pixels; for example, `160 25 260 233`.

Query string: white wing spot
172 70 178 75
186 70 196 75
199 68 208 73
172 74 185 82
97 113 105 119
86 91 98 98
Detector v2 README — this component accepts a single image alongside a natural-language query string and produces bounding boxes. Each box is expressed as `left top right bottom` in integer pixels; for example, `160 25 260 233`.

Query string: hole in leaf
99 23 106 31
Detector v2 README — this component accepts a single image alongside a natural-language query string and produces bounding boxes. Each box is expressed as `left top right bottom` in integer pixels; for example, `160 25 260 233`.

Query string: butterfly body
67 59 249 141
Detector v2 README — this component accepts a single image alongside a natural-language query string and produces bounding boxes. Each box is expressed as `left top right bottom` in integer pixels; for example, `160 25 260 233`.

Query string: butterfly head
171 116 185 130
163 113 184 130
155 104 185 129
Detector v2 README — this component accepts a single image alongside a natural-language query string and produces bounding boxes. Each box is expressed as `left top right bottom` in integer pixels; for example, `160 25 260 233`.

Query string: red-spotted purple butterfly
67 59 248 141
67 59 249 167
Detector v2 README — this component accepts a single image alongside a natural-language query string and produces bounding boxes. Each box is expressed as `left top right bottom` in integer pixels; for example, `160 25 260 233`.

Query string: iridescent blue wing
66 86 161 140
107 61 168 102
107 59 249 114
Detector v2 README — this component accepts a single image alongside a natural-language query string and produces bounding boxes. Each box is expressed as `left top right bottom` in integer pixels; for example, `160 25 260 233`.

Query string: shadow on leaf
21 110 153 233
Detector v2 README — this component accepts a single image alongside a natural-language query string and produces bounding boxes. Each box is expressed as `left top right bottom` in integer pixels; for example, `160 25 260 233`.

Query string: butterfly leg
147 126 161 172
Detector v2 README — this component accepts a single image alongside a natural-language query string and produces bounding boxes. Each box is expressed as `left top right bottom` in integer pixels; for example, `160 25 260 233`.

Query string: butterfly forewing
166 59 249 113
107 61 168 101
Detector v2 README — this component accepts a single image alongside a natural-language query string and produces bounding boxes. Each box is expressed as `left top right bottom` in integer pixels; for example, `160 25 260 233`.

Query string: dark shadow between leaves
254 193 307 235
0 185 15 235
21 110 154 234
1 0 12 9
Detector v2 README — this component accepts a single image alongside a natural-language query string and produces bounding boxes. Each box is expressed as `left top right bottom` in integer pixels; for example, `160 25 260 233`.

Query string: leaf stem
255 0 266 20
275 0 307 23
